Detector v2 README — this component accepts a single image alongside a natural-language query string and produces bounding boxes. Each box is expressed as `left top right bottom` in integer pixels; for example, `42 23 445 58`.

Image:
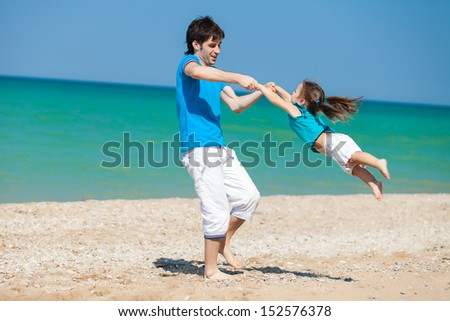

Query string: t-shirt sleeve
181 55 200 75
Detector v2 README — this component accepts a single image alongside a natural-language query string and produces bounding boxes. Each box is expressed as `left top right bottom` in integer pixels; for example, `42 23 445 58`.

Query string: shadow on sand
153 258 355 282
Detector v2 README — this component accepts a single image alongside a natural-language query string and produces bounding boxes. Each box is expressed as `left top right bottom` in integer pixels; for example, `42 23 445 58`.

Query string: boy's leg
219 215 245 269
204 238 230 280
350 151 390 180
352 164 383 200
221 148 260 269
183 148 232 279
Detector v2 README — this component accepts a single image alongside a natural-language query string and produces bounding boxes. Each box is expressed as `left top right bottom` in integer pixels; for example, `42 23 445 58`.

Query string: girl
257 81 390 200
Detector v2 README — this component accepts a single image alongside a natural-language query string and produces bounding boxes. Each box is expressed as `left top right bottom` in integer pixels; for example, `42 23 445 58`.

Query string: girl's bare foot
369 181 383 200
378 159 390 180
219 245 244 270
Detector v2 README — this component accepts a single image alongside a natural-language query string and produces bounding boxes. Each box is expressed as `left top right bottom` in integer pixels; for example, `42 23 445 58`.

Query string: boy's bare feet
219 245 244 270
204 269 232 280
378 159 390 180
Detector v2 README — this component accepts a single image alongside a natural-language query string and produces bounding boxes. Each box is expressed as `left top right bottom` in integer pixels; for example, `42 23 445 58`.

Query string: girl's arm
274 85 292 103
257 83 301 117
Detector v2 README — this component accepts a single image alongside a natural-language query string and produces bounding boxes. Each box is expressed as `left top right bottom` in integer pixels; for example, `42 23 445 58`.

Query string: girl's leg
352 164 383 200
349 151 390 180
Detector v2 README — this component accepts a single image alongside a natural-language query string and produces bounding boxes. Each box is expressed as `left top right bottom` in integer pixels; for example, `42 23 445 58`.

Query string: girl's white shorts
324 132 363 175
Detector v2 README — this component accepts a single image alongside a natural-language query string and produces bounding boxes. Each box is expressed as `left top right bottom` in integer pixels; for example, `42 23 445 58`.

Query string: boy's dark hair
185 16 225 55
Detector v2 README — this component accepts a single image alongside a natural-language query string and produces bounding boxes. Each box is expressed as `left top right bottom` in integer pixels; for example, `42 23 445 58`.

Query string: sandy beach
0 194 449 301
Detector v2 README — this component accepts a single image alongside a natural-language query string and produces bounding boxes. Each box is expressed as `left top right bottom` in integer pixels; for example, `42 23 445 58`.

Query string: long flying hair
301 80 362 122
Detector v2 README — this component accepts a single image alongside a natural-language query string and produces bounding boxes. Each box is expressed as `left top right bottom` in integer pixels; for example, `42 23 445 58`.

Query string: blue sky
1 0 449 106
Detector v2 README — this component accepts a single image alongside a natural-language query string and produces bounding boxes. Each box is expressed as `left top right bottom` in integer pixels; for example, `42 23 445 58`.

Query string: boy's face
291 83 304 103
193 36 222 66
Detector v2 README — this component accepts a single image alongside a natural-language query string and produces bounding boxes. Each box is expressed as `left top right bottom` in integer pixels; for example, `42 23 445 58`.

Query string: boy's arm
257 83 301 117
220 86 262 114
184 61 257 91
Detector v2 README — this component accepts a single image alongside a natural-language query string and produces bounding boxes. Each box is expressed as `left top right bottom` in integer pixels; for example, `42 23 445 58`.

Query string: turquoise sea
1 76 449 203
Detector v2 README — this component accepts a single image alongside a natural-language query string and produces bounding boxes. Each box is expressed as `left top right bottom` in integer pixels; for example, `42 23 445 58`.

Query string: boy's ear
192 40 201 51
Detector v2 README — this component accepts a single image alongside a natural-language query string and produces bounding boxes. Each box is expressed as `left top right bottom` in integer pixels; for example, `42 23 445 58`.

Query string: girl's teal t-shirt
288 102 334 153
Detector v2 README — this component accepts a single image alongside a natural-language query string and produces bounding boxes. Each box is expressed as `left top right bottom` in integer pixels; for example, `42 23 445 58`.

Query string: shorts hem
204 234 226 239
231 211 253 221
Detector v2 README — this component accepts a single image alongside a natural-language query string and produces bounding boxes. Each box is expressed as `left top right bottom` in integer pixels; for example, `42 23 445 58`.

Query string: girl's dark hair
185 16 225 55
301 80 363 122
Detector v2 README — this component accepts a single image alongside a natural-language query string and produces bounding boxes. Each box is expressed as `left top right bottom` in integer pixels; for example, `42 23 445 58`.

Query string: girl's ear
299 97 307 105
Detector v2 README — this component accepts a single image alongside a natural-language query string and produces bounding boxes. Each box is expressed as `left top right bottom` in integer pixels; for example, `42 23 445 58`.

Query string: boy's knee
232 188 260 221
251 189 261 206
241 188 260 208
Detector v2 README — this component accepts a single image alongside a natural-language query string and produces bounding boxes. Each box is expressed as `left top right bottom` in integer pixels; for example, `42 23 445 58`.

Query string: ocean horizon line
1 192 448 206
1 74 449 109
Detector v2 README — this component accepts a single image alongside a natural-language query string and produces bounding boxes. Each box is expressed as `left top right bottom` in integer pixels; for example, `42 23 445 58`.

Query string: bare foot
378 159 390 180
370 181 383 200
204 269 232 280
219 245 244 270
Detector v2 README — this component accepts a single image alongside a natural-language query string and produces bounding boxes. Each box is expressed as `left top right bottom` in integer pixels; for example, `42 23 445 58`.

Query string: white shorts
324 133 363 175
182 147 260 239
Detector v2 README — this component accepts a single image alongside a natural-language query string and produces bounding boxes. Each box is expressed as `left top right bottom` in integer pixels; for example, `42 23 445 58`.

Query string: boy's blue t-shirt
176 55 228 152
289 102 335 153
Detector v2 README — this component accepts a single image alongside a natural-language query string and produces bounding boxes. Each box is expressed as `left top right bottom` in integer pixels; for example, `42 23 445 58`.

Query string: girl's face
292 82 305 104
